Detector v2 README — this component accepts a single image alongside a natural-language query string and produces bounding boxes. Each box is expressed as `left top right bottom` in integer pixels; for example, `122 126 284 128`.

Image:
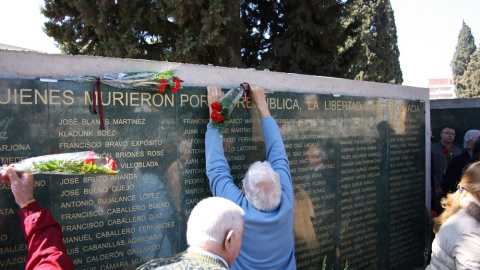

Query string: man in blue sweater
205 85 296 270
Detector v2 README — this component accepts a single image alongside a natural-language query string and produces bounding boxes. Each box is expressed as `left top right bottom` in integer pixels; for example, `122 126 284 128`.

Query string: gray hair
187 197 245 246
464 129 480 148
243 161 282 211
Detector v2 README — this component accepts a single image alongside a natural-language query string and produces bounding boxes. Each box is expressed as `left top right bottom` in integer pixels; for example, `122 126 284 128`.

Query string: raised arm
3 166 74 270
205 86 244 203
249 85 271 119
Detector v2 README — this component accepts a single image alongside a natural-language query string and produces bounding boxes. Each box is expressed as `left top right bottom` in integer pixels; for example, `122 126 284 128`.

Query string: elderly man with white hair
205 85 296 270
136 197 245 270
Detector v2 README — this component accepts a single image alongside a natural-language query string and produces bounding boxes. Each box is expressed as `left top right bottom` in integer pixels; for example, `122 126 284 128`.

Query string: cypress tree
269 0 362 77
451 22 477 96
458 49 480 98
348 0 403 84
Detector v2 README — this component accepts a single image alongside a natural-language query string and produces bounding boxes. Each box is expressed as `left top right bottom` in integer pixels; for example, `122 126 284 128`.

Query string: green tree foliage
42 0 402 84
42 0 243 67
458 49 480 98
240 0 282 69
265 0 363 78
451 22 477 96
347 0 402 84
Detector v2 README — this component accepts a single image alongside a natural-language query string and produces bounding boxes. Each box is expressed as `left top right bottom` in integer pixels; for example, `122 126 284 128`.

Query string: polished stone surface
0 79 425 269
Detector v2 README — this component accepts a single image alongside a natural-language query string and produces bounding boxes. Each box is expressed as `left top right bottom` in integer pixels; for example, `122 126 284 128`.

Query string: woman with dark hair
427 162 480 269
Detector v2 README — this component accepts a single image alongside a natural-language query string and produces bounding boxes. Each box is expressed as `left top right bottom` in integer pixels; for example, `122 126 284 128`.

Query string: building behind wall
428 78 456 99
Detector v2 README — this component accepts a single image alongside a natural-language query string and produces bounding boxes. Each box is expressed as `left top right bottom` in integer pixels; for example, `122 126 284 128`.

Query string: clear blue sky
1 0 479 88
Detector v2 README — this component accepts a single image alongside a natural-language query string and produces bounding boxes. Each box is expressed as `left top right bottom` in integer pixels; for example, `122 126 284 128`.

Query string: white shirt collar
187 247 229 269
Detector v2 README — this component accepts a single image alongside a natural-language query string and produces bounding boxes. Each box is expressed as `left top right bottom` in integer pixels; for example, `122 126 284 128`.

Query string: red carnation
211 111 224 123
171 78 181 93
157 78 168 93
105 157 117 175
211 101 222 111
442 148 449 154
85 152 96 166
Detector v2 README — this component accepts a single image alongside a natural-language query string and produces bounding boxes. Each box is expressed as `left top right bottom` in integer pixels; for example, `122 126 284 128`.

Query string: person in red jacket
1 165 74 270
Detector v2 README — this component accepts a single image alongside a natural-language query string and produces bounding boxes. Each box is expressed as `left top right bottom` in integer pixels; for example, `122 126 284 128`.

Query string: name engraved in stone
98 195 136 204
184 168 206 174
58 130 94 137
112 118 146 125
60 177 80 185
105 141 128 147
130 140 163 146
128 233 163 244
62 221 105 232
82 119 110 125
139 192 160 200
0 144 31 151
0 256 26 267
59 141 102 149
186 198 200 205
61 199 94 208
84 240 127 252
108 215 146 225
238 136 264 142
138 221 175 232
64 234 93 243
61 189 80 197
183 119 209 124
59 118 78 125
184 129 198 134
96 228 135 239
61 210 104 220
115 151 144 158
86 250 124 263
230 127 252 133
0 208 15 215
147 150 165 156
110 184 134 192
1 156 27 164
107 205 145 215
184 177 204 185
0 244 26 254
185 187 204 195
185 158 205 165
148 201 170 209
128 244 162 256
120 161 159 169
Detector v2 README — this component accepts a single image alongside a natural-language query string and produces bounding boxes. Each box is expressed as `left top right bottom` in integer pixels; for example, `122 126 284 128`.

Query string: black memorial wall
0 79 425 269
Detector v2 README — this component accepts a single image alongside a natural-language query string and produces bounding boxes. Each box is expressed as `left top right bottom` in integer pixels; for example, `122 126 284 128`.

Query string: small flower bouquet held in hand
1 151 118 177
210 83 250 133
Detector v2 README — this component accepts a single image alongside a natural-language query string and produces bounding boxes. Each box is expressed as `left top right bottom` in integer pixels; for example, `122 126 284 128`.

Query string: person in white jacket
427 161 480 269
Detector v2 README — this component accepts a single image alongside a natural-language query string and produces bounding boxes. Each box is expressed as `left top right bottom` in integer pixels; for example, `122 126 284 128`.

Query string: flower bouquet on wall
1 151 118 180
210 83 250 133
65 70 183 93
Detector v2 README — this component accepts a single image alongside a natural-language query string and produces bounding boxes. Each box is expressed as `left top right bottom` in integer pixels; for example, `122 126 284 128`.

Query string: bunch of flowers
66 70 183 93
210 85 246 133
1 151 118 176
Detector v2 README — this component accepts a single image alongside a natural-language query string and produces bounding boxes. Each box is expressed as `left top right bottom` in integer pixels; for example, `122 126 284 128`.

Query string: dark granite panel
0 80 426 270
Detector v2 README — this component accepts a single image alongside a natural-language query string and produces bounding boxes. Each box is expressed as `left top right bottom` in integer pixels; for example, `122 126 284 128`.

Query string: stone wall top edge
430 98 480 109
0 50 428 101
